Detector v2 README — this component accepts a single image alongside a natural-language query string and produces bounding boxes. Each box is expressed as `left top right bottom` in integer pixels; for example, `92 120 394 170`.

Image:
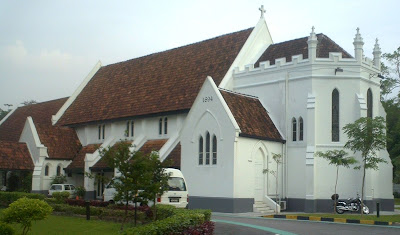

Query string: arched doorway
254 148 266 202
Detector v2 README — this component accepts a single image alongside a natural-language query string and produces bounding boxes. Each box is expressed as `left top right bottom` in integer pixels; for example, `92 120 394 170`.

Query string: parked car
48 184 76 197
103 168 188 208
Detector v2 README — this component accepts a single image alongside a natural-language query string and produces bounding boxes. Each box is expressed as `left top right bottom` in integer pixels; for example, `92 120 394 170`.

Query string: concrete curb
263 214 393 225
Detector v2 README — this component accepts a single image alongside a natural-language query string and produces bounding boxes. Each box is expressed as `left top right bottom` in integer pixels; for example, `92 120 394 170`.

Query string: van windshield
168 177 186 191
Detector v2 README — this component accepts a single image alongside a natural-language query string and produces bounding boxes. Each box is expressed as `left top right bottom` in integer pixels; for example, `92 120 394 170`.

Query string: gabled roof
57 28 253 126
0 98 82 160
256 33 352 66
0 98 68 142
0 141 33 170
65 144 100 171
220 89 284 142
90 139 180 171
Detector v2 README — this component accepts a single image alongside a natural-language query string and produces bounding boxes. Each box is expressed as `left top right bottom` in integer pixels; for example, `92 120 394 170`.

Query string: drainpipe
284 72 289 200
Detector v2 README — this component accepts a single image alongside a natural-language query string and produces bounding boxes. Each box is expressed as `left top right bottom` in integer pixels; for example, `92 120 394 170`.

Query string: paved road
212 213 400 235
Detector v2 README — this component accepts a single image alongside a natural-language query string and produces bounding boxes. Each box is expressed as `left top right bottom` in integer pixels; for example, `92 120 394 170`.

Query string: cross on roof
259 5 266 18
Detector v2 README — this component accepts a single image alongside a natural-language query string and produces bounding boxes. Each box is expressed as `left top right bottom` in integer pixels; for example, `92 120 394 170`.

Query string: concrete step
253 202 275 213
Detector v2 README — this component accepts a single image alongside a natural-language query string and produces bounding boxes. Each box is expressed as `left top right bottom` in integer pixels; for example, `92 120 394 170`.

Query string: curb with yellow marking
263 214 393 225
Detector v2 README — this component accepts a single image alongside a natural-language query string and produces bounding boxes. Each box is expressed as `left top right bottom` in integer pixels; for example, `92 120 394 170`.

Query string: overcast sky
1 0 399 110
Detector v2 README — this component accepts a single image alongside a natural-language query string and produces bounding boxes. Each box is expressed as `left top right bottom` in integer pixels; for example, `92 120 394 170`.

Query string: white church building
0 9 393 213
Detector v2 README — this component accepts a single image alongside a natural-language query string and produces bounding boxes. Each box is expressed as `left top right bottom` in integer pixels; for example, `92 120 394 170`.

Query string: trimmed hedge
124 205 212 235
0 192 45 207
0 222 15 235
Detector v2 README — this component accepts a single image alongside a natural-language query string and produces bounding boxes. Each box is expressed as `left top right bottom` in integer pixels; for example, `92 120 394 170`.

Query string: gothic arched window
367 89 373 118
212 135 217 165
159 118 162 135
332 89 339 142
199 136 203 165
205 132 210 165
292 118 297 141
45 165 49 176
56 166 61 176
299 117 304 141
164 117 168 134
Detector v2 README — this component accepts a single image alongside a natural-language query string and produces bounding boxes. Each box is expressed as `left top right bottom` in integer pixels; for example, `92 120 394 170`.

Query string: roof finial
259 5 266 18
311 26 315 34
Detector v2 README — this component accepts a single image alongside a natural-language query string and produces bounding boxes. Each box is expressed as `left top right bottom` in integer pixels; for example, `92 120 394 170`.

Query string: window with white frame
292 118 297 141
125 120 134 137
198 132 217 166
98 124 106 140
367 88 373 118
332 89 339 142
299 117 304 141
45 165 49 176
158 117 168 135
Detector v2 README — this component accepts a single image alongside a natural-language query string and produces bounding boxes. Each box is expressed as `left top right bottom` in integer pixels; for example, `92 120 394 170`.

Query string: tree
21 100 37 106
101 141 169 229
2 197 53 235
315 150 357 213
262 153 282 214
343 116 387 216
380 47 400 99
0 108 10 121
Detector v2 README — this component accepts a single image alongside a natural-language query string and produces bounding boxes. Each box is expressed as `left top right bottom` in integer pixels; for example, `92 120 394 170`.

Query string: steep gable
220 89 283 142
256 34 352 66
65 144 100 172
0 98 68 142
57 28 253 126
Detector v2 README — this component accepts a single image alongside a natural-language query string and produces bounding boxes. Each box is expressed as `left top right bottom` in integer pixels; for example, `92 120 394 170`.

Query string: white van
103 168 188 208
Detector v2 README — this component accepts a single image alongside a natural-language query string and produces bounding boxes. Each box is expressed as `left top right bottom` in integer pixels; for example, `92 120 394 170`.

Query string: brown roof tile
66 144 100 171
57 28 253 126
36 124 81 160
0 98 68 142
164 143 181 169
256 34 352 66
220 90 283 142
0 141 34 170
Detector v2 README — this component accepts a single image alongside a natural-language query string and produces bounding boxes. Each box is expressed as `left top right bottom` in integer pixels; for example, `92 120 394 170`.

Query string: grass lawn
285 213 400 223
395 198 400 205
0 210 130 235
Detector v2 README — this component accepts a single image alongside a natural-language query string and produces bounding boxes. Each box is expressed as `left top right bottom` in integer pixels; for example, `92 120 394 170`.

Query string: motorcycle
331 194 370 214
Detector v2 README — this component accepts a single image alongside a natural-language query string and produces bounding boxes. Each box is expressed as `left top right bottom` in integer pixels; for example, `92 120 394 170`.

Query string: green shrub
0 191 45 207
52 191 70 203
2 197 53 235
75 186 86 198
0 222 15 235
50 175 67 184
124 205 211 235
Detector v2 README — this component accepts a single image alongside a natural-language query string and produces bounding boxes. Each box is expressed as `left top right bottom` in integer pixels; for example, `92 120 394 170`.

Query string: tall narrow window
164 117 168 134
126 121 130 137
332 89 339 142
199 136 203 165
98 125 101 140
299 117 304 141
159 118 162 135
102 124 105 139
212 135 217 165
292 118 297 141
367 89 373 118
45 165 49 176
56 166 61 176
205 132 210 165
131 121 134 137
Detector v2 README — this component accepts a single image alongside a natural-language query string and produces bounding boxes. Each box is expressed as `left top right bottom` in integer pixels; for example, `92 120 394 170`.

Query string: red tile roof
0 98 82 160
220 89 284 142
90 139 180 171
66 144 100 171
0 141 34 170
0 98 68 142
256 34 352 66
57 28 253 126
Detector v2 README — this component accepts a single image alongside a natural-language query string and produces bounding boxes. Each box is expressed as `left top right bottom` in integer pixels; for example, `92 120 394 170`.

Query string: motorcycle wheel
336 207 345 214
363 206 370 214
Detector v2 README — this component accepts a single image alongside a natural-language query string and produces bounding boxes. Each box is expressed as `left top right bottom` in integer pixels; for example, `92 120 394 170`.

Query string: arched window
205 132 210 165
164 117 168 134
56 166 61 176
45 165 49 176
159 118 162 135
299 117 304 141
367 89 373 118
126 121 130 137
131 121 134 137
212 135 217 165
332 89 339 142
199 136 203 165
292 118 297 141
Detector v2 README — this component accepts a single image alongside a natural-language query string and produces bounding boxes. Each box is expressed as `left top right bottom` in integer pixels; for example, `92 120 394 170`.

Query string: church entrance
254 148 266 202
